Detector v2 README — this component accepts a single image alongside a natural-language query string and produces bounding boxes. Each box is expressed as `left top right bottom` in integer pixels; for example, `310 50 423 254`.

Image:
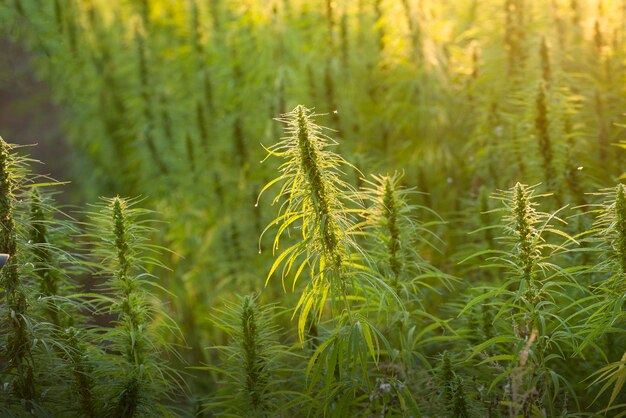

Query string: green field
1 1 626 416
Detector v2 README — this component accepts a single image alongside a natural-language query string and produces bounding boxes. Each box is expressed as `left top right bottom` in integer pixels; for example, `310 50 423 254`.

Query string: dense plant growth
2 0 626 416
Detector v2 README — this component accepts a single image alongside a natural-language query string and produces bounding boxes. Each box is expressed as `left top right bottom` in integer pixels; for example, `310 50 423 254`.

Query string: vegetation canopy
1 0 626 416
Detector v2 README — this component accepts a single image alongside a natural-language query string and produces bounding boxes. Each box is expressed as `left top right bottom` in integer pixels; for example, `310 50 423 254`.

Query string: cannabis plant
260 105 391 415
461 183 580 415
579 184 626 410
260 105 367 337
360 171 449 299
203 294 299 417
0 137 53 416
86 196 181 417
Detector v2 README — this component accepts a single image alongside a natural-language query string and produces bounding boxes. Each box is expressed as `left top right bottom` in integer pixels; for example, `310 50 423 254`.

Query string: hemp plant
61 326 99 417
27 187 99 416
29 188 62 326
259 105 364 338
360 172 448 297
460 183 579 415
0 137 43 414
28 187 83 328
359 171 453 380
0 137 98 416
580 185 626 410
203 294 297 417
259 105 388 414
585 184 626 292
86 196 180 417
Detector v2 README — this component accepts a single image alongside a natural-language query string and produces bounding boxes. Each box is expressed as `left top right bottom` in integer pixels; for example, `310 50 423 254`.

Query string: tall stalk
260 105 359 339
205 295 291 416
29 188 61 326
0 137 36 405
88 196 179 417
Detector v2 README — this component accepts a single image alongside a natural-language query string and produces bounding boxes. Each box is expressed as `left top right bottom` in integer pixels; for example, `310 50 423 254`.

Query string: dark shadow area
0 37 72 186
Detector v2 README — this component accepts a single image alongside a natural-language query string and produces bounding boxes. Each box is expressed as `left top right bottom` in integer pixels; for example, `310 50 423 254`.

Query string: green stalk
535 83 559 204
186 133 196 173
512 183 538 299
111 197 144 417
85 196 179 416
53 0 63 34
400 0 422 65
29 188 60 326
63 327 97 418
262 105 361 340
241 297 268 414
296 108 342 272
196 101 210 153
439 352 453 404
451 377 469 418
382 177 402 290
614 185 626 277
135 26 168 174
540 37 551 84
